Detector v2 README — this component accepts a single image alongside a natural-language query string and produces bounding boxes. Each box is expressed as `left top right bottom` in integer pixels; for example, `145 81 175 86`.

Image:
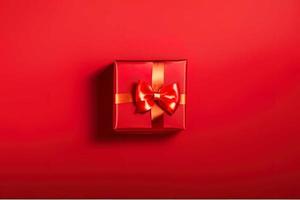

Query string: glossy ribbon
135 81 179 115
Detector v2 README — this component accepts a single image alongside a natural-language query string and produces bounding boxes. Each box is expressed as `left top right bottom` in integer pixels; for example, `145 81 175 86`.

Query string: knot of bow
135 81 179 114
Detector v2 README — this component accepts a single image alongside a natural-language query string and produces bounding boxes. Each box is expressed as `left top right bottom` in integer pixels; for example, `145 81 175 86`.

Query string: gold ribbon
115 93 186 105
151 62 165 122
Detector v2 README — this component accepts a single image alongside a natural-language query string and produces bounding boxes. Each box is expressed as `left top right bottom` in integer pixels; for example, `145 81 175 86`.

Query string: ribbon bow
135 80 179 115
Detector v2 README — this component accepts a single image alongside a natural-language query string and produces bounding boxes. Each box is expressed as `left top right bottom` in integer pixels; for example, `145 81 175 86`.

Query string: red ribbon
135 80 180 115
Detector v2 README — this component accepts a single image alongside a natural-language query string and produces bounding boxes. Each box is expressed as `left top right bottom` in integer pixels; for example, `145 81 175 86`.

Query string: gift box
113 60 187 132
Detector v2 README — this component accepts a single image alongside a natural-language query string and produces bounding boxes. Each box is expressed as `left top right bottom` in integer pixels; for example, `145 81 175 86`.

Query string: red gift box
113 60 187 132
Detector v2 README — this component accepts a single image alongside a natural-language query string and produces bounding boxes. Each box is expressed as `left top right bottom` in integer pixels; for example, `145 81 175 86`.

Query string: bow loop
135 81 179 114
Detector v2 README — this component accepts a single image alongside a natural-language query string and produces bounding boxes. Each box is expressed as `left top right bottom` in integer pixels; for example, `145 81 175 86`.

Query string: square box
113 60 186 132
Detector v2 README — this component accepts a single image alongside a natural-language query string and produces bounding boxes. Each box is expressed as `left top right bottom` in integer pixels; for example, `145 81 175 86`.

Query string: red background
0 0 300 198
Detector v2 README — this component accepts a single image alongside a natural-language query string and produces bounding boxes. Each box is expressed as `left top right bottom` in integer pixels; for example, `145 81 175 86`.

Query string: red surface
114 61 186 131
0 0 300 198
